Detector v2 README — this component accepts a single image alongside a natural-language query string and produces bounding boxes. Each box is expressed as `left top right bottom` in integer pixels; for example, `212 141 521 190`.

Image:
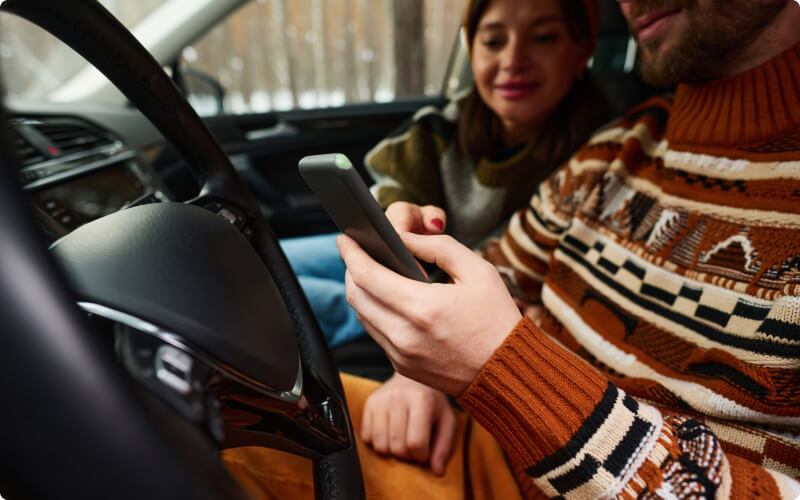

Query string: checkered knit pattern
458 42 800 498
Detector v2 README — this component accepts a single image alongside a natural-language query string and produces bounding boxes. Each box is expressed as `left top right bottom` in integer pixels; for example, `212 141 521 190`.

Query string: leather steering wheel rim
0 1 364 498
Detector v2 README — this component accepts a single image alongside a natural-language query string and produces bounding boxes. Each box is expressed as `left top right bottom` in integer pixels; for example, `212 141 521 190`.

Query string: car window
179 0 467 116
0 0 171 102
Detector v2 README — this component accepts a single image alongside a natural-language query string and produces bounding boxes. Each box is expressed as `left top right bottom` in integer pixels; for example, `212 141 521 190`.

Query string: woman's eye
480 36 506 50
532 33 559 44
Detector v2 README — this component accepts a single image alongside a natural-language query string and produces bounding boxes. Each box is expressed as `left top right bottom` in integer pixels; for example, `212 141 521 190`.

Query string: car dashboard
10 112 172 240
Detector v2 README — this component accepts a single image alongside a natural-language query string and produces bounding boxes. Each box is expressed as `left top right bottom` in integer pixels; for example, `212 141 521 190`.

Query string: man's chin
640 59 684 87
639 43 728 87
638 48 671 87
638 38 696 87
634 0 789 87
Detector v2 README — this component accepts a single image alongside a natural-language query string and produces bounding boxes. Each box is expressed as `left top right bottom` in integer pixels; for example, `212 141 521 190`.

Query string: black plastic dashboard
11 113 170 236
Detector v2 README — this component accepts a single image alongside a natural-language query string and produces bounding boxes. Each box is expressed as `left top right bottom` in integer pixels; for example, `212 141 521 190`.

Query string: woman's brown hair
457 0 610 168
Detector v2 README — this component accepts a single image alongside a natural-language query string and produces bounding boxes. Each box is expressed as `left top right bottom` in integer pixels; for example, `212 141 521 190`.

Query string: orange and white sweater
458 42 800 498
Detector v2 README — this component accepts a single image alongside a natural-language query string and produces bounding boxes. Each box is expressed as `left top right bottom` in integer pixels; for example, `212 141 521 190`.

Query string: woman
225 2 610 497
358 0 606 478
284 0 609 350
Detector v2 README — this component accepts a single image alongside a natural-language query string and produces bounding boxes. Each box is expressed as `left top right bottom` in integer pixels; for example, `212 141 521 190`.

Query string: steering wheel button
155 344 193 395
217 207 238 225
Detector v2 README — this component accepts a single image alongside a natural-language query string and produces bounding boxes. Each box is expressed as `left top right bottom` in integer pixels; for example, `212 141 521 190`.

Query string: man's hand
337 231 522 396
384 201 446 235
361 373 457 475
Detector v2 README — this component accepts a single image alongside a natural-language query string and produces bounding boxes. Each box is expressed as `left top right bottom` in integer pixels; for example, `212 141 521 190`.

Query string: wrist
457 316 608 464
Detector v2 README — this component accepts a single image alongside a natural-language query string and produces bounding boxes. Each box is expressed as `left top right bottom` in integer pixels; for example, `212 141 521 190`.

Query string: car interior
0 0 664 498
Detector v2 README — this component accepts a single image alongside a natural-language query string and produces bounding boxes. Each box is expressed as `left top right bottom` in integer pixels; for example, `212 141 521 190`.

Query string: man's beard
630 0 788 86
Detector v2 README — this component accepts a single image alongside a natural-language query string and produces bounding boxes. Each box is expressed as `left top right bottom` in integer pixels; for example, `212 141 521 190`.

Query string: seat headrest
597 0 629 37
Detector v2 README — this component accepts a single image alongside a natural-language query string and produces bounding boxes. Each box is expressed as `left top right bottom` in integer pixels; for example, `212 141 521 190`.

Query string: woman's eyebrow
477 16 566 33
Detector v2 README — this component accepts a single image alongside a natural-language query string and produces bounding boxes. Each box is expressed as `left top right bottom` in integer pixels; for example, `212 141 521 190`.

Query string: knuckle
479 258 499 277
440 234 457 244
344 287 355 306
422 203 443 214
393 334 421 359
386 201 403 214
373 441 388 454
361 431 372 444
349 265 368 284
364 394 381 411
408 438 428 458
388 389 405 406
406 391 423 408
386 202 410 220
389 436 407 456
362 399 373 415
410 306 435 331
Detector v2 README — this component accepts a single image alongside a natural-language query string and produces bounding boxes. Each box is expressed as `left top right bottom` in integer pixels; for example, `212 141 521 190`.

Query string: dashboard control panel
13 116 168 232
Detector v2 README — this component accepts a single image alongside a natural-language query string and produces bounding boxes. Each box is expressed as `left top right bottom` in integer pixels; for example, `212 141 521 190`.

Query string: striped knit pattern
459 42 800 498
364 91 558 247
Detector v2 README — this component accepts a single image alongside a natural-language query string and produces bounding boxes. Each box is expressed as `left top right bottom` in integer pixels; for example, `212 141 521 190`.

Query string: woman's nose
501 38 530 72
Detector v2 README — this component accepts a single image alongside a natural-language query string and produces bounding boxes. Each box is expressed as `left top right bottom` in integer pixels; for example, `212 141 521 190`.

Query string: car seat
591 0 668 118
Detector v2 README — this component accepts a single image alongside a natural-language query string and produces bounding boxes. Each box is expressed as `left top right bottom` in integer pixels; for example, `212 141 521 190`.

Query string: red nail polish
431 218 444 231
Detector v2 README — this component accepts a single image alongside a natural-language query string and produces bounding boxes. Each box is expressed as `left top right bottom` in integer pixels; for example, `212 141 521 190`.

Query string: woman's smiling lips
635 7 682 43
495 81 540 99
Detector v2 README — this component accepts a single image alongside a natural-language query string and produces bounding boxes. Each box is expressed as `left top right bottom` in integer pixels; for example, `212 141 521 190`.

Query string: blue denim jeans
280 232 365 348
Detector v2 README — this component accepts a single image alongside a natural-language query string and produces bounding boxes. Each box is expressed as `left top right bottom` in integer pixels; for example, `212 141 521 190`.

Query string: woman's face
470 0 590 143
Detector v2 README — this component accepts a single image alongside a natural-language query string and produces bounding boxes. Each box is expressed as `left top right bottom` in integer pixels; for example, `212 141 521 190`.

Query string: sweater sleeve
457 318 800 499
481 140 612 304
364 105 453 209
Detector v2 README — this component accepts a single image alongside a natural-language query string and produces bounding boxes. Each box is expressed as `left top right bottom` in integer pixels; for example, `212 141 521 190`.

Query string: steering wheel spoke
109 309 351 458
188 194 256 241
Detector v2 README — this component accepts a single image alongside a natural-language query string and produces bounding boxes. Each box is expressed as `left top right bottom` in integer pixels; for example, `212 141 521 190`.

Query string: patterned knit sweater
365 92 558 248
457 42 800 498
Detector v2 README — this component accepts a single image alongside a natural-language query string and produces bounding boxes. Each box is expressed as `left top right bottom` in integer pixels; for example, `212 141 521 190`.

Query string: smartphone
298 153 428 282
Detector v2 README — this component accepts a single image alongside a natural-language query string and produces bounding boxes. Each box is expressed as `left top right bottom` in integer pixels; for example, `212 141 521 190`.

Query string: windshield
0 0 173 102
0 0 464 111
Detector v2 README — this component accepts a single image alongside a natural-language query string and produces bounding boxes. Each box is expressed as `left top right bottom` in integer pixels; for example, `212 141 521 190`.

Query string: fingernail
431 218 444 231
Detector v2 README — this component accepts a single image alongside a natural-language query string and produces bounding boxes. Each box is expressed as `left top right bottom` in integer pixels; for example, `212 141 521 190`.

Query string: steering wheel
0 1 365 499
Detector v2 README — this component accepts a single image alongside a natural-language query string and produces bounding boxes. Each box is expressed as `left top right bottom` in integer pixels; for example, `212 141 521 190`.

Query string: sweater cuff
457 316 609 467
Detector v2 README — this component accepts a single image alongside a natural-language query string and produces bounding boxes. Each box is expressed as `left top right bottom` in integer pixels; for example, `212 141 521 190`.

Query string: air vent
32 119 115 156
13 117 118 166
13 134 46 166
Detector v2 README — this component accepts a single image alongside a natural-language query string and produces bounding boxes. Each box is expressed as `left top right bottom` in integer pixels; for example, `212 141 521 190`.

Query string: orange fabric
221 373 524 500
666 43 800 154
457 317 609 467
468 40 800 498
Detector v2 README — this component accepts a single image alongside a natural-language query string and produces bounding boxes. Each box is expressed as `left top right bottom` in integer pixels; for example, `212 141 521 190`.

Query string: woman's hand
361 373 457 475
337 231 522 396
384 201 446 235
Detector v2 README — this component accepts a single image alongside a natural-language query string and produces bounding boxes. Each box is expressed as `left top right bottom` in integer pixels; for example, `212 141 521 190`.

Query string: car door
161 0 469 239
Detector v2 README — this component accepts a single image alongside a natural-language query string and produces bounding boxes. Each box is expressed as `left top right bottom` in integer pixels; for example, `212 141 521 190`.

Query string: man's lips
635 7 682 41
